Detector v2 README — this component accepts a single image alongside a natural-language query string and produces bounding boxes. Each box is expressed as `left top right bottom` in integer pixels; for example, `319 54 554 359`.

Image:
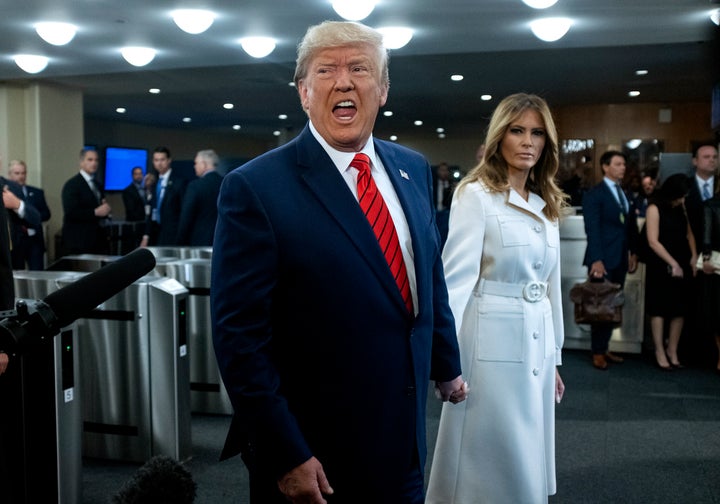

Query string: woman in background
426 93 566 504
702 186 720 373
644 173 697 370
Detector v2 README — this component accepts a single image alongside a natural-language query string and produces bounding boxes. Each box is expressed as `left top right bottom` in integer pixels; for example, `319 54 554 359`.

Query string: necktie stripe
351 153 413 314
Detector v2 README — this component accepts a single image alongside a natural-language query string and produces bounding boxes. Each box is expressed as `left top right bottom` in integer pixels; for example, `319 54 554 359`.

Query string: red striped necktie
351 153 413 313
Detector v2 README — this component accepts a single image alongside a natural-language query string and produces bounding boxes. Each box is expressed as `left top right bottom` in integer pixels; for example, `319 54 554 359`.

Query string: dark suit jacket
150 170 188 246
61 173 106 255
0 178 42 269
582 180 639 273
122 182 147 222
211 125 461 502
176 171 222 246
686 174 718 246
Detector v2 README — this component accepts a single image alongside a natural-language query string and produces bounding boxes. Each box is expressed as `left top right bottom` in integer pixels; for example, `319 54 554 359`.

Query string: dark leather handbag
569 278 625 324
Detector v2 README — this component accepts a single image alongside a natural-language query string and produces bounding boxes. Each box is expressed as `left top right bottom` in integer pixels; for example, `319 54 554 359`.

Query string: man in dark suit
61 149 112 255
7 160 51 270
122 166 148 222
0 169 42 271
431 162 456 247
143 147 187 246
211 21 466 504
176 149 222 246
582 150 639 370
683 142 719 365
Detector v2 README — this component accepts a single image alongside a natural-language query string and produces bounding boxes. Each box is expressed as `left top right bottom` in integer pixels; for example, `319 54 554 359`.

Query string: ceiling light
13 54 49 74
414 120 423 126
172 9 215 34
390 135 398 142
383 111 393 117
331 0 376 21
273 130 281 136
182 117 192 123
223 103 234 110
376 27 413 49
451 74 464 81
635 69 648 76
530 18 572 42
116 107 126 114
436 128 445 133
522 0 558 8
239 37 276 58
626 139 642 149
233 125 241 131
711 9 720 26
481 94 492 101
438 133 446 139
121 47 156 67
149 88 161 94
628 90 640 97
35 22 77 46
278 114 288 120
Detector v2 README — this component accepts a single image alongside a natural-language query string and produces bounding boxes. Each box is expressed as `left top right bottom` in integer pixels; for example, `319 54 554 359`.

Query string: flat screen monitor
103 146 147 191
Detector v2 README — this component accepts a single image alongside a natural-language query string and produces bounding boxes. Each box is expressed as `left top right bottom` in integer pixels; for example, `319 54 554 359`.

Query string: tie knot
350 153 371 174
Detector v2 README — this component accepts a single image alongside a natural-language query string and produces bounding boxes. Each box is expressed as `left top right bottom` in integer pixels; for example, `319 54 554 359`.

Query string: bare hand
589 260 606 279
2 186 21 211
0 352 8 375
435 376 468 404
555 369 565 404
278 457 333 504
628 253 638 274
669 263 683 278
94 202 111 217
703 259 719 275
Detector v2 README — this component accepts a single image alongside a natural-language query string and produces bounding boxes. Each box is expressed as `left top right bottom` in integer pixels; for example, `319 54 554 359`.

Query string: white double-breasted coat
427 181 564 504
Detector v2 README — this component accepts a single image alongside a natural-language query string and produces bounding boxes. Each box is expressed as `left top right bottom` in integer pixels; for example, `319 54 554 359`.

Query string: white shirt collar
308 121 378 174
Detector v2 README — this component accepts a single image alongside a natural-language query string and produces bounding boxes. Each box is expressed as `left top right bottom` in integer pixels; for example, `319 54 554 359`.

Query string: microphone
43 247 156 330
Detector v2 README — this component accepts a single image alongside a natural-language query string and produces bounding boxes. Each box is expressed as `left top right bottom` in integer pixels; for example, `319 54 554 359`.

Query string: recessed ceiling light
383 111 393 117
35 22 77 46
522 0 558 8
628 90 640 97
121 47 156 67
376 27 413 49
172 9 215 35
711 8 720 26
13 54 49 74
481 94 492 101
239 37 276 58
438 133 446 139
635 69 648 76
288 82 296 87
273 130 281 136
278 114 288 120
182 117 192 123
149 88 161 94
116 107 126 114
390 135 398 142
223 103 234 110
530 18 572 42
233 125 241 131
436 127 445 133
450 74 464 81
331 0 376 21
414 120 423 126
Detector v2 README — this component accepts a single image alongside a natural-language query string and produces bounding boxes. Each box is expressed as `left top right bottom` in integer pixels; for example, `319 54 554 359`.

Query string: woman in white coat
427 93 566 504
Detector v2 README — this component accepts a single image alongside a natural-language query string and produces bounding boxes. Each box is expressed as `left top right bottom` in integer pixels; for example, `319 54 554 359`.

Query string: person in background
176 150 223 246
7 160 50 270
432 161 455 247
0 162 42 269
701 182 720 374
122 166 147 222
643 174 697 370
581 150 638 370
427 93 566 503
141 147 188 247
633 174 656 218
211 21 465 504
61 149 111 255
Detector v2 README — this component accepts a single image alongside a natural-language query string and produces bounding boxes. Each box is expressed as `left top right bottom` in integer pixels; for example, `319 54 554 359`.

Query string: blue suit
582 181 638 353
211 125 461 503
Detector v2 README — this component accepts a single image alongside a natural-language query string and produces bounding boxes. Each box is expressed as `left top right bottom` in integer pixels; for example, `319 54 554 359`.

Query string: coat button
533 261 542 269
534 224 542 233
532 368 540 376
533 331 539 339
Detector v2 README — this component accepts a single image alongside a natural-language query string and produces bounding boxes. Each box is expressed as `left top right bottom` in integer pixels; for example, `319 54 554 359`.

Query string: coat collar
506 188 547 221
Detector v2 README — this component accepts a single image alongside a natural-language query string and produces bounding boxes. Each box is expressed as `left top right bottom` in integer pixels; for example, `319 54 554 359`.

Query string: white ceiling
1 0 718 140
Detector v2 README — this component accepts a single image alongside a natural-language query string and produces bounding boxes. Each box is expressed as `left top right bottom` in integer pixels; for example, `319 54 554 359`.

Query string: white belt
479 279 548 303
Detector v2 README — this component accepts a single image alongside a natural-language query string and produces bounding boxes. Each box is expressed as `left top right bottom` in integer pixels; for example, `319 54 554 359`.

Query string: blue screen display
104 147 147 191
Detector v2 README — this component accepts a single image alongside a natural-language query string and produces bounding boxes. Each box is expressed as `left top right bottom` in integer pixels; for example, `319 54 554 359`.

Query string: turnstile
9 270 85 504
146 246 212 260
154 258 232 415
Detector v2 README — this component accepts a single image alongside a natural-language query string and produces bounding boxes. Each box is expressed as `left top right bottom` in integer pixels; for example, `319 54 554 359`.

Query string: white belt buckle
523 281 546 302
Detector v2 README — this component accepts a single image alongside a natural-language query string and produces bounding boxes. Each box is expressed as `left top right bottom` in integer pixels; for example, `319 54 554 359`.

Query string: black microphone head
43 248 156 328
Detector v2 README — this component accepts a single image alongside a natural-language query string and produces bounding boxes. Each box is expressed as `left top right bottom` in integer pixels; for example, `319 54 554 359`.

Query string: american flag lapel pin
399 169 409 180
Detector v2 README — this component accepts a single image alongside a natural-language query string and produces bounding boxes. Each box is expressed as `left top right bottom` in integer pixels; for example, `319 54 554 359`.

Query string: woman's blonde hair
459 93 567 220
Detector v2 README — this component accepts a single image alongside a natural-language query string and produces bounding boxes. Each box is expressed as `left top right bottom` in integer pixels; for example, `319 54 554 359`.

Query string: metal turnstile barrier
11 270 84 504
146 246 213 260
154 258 232 415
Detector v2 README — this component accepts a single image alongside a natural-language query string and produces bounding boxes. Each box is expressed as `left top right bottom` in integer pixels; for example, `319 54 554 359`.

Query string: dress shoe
592 354 608 370
605 351 624 363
